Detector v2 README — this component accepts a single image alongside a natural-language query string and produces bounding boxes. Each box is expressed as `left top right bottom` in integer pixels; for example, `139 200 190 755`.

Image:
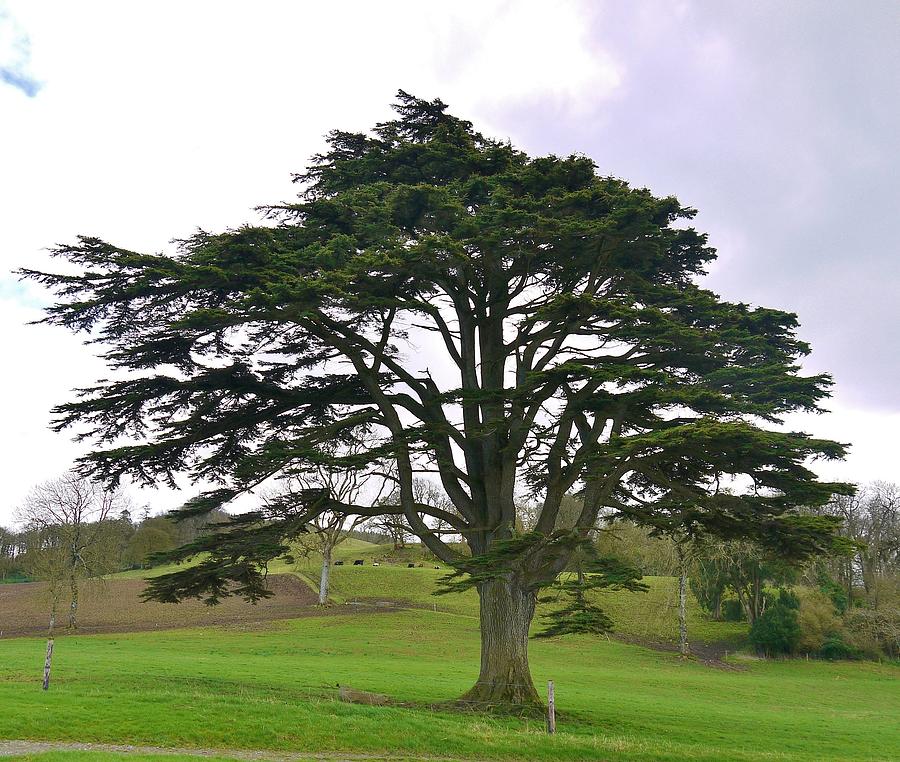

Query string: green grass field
114 537 748 646
259 538 748 649
312 564 748 648
1 548 898 762
0 611 897 761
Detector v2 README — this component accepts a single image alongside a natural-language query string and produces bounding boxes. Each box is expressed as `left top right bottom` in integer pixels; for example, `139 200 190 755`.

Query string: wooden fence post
547 680 556 734
42 639 54 691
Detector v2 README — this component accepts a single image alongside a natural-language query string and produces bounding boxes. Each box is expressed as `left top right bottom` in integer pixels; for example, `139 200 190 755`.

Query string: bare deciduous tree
16 471 128 689
267 450 390 604
824 483 900 608
18 472 126 631
366 479 454 552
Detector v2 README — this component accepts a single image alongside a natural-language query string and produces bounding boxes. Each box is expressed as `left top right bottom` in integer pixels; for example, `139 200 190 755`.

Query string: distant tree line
5 471 897 664
1 472 227 590
592 482 900 660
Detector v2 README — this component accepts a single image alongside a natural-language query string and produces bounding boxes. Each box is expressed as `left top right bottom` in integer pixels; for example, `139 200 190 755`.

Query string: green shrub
819 635 859 660
750 591 800 657
819 578 849 614
722 598 745 621
777 588 800 609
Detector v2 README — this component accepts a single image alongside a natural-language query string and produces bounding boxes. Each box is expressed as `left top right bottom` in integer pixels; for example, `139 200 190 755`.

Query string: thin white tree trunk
43 610 56 691
68 581 78 631
318 546 331 605
68 544 79 631
677 544 689 657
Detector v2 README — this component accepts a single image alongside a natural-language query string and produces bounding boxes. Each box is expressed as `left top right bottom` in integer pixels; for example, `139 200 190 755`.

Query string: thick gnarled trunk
460 576 541 707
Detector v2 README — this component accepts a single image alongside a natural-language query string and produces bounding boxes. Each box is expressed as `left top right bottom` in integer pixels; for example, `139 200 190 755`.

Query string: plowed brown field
0 574 318 638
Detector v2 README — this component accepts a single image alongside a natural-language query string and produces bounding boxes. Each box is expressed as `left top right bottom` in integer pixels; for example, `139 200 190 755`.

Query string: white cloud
432 0 622 113
783 397 900 487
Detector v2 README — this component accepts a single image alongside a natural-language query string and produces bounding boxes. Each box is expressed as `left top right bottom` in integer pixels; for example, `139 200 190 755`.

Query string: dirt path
611 633 747 670
0 740 469 761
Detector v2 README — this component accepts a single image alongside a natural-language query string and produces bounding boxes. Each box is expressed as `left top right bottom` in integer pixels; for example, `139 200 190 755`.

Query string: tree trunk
735 586 750 623
318 546 331 605
459 576 541 707
678 562 690 657
68 576 79 631
844 561 853 609
846 557 854 606
43 610 56 691
751 570 763 624
42 639 54 691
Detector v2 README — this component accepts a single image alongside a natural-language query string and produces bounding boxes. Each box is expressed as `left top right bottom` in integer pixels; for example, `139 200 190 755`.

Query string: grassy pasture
287 560 748 648
1 542 891 760
270 539 746 646
0 610 897 761
110 538 387 581
9 539 743 647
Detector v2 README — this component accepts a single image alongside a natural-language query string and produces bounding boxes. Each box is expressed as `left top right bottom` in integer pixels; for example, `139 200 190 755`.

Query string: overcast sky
1 1 898 524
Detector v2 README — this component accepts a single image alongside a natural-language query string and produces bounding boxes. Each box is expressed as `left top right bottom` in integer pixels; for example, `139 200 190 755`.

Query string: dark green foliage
690 556 728 619
819 577 850 615
436 532 647 638
536 595 614 638
142 506 314 604
819 635 859 660
750 590 801 656
435 532 575 595
690 539 801 624
775 588 800 610
535 553 647 638
21 91 851 638
722 598 745 621
0 527 27 582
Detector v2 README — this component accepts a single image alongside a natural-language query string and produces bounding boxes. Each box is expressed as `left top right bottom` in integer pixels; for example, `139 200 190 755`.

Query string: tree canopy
22 91 852 704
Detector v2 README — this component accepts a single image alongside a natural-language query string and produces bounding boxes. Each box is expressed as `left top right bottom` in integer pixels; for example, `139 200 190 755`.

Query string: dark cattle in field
353 560 364 566
407 563 415 568
334 560 344 566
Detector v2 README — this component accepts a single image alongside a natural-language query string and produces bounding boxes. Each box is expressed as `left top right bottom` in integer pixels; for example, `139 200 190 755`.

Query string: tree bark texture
42 609 57 690
459 576 541 707
42 639 54 691
68 584 78 631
